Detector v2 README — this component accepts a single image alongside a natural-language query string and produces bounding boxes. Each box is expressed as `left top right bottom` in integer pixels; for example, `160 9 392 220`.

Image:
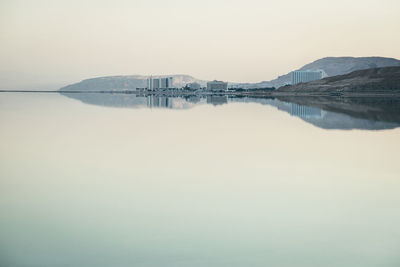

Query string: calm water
1 92 400 267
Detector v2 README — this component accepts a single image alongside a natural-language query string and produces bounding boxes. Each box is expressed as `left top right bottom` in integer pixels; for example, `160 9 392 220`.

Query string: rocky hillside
240 57 400 88
276 66 400 94
59 74 207 91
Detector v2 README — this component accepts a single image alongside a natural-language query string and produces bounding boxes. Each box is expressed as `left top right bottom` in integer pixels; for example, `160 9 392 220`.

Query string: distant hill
239 56 400 88
59 74 207 91
59 56 400 91
276 66 400 94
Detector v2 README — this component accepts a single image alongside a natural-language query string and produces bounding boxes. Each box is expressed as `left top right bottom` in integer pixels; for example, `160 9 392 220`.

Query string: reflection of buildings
147 77 174 90
61 93 400 130
225 97 324 119
147 96 170 108
186 96 201 103
145 95 206 109
290 103 323 118
291 70 323 85
207 80 228 91
207 95 227 105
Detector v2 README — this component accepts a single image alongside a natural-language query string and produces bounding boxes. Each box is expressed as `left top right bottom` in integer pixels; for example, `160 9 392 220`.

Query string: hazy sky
1 0 399 89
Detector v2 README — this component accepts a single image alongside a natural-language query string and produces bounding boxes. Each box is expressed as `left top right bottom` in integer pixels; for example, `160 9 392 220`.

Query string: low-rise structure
207 80 228 91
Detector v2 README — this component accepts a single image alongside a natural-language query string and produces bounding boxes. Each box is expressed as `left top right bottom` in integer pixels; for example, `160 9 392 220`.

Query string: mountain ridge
59 56 400 91
237 56 400 88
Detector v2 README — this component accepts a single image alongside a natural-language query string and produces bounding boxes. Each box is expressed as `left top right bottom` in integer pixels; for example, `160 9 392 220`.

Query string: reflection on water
1 92 400 267
62 92 400 130
290 104 323 118
207 95 228 105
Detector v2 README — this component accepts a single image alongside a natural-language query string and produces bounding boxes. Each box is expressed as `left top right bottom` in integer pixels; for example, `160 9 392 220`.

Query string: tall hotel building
291 70 324 85
147 77 174 90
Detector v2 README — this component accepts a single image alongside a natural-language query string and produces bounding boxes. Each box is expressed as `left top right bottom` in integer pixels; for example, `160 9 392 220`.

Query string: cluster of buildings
147 77 174 90
186 80 229 91
145 70 326 92
146 76 228 92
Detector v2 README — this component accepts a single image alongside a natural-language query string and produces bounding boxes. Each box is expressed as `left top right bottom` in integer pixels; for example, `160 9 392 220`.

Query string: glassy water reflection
62 92 400 130
0 92 400 267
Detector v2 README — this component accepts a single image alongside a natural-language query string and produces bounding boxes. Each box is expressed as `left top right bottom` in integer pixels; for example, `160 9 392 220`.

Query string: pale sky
0 0 399 89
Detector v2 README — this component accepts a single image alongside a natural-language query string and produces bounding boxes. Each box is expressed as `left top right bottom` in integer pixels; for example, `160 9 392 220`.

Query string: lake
1 92 399 267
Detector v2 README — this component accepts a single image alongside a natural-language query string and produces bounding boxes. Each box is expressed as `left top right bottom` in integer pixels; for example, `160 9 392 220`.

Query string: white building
291 70 324 85
147 77 174 90
207 80 228 91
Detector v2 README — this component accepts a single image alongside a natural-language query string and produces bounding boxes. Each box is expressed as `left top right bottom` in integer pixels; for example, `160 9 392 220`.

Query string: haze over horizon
1 0 400 89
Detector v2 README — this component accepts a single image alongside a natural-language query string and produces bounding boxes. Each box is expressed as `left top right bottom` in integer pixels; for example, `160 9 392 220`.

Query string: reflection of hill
61 93 205 110
228 96 400 130
60 93 400 130
299 110 399 130
276 96 400 124
62 92 148 108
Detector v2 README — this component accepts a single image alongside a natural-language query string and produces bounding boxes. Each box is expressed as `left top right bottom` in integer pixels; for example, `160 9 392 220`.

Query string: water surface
1 92 399 267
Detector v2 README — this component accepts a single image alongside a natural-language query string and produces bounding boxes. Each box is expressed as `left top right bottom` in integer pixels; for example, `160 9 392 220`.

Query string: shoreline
1 89 400 98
